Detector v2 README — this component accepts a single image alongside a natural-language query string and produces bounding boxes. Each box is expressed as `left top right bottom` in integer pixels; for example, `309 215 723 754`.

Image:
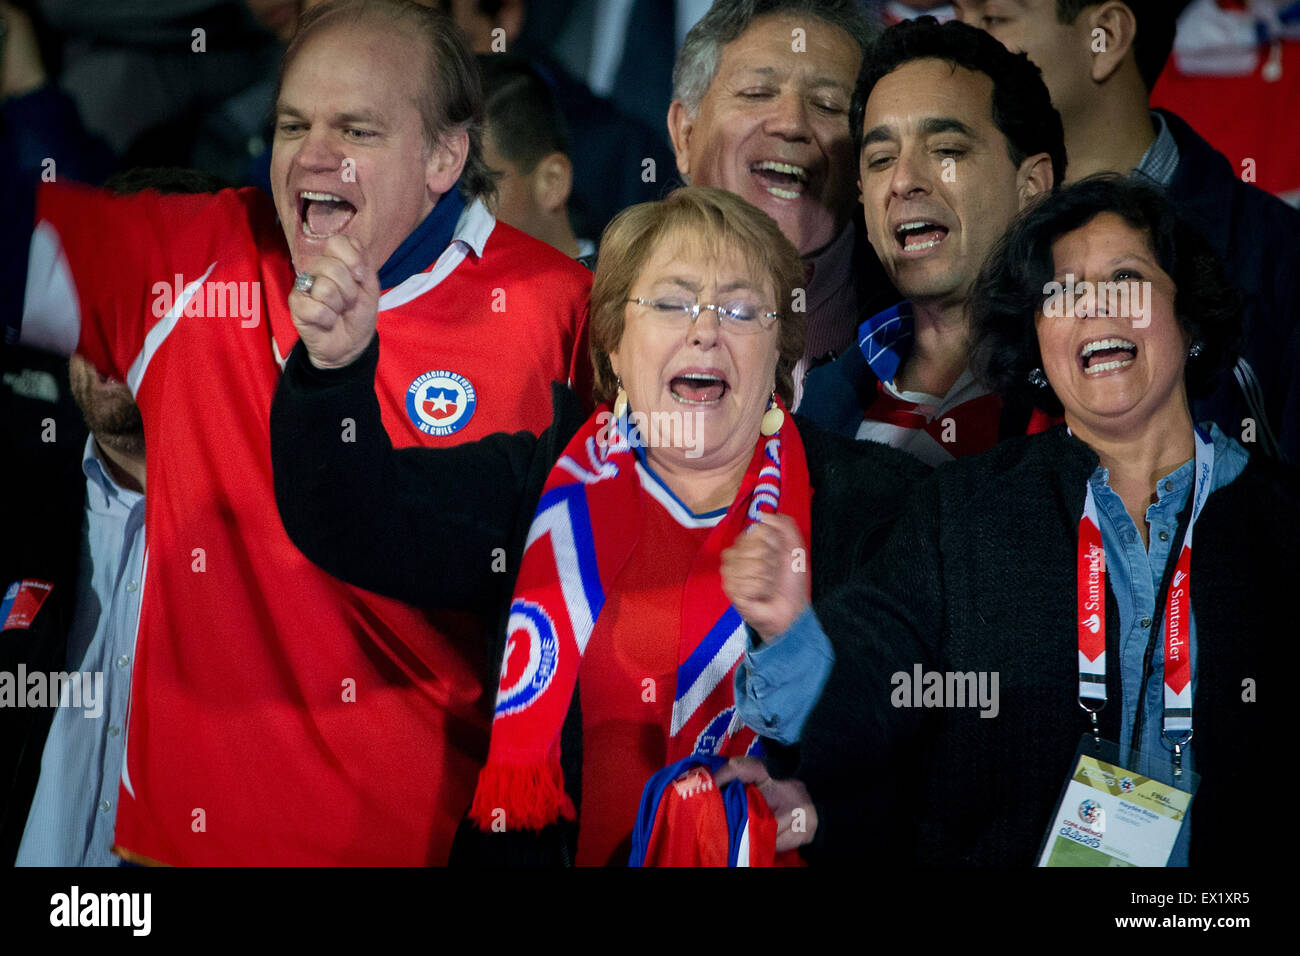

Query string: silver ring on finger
294 272 316 295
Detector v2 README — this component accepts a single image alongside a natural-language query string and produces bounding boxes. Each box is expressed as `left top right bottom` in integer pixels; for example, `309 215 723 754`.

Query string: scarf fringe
469 761 577 833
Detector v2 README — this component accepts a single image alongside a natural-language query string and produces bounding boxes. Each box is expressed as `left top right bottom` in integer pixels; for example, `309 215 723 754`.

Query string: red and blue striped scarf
468 401 811 832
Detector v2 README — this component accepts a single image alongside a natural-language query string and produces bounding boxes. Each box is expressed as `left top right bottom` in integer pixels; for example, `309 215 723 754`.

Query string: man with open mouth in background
797 17 1064 465
667 0 894 407
1 0 591 865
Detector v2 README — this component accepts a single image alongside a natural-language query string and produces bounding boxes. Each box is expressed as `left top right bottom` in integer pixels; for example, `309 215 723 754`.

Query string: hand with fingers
721 512 809 644
714 756 818 851
289 234 380 369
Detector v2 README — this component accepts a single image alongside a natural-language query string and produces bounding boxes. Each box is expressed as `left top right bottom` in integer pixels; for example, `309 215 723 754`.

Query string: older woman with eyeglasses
270 186 927 865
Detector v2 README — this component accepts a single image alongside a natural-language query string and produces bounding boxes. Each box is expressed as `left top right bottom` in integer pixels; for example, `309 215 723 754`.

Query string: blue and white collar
631 442 727 529
377 193 496 311
857 300 914 385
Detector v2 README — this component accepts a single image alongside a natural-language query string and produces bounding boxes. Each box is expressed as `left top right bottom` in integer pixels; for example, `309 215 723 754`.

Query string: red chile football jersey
18 183 591 864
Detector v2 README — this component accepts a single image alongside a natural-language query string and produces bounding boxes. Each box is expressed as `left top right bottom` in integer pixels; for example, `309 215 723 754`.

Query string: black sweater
797 426 1297 866
271 335 929 863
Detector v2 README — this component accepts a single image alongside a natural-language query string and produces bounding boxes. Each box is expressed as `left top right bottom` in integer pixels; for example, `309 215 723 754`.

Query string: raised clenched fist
288 234 380 369
721 512 810 643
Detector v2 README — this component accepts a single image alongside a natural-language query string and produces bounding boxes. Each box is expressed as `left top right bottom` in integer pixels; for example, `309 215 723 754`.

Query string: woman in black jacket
731 176 1297 866
270 186 926 865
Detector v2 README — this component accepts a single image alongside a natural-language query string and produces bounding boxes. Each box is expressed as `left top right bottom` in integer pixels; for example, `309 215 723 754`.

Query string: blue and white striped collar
857 300 914 385
377 183 466 290
376 195 495 311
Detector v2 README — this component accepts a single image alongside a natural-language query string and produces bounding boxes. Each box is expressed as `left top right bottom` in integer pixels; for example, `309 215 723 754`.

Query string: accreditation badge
1036 735 1198 867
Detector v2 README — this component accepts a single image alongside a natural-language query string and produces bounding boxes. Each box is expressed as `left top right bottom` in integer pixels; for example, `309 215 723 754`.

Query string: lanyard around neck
1075 427 1215 774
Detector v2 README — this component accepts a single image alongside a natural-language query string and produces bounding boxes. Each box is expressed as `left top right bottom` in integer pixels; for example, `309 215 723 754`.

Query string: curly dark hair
851 17 1066 188
969 174 1242 416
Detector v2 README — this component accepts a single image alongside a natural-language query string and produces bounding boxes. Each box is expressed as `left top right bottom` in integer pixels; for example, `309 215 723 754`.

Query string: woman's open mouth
669 373 729 404
1079 336 1138 375
299 191 357 239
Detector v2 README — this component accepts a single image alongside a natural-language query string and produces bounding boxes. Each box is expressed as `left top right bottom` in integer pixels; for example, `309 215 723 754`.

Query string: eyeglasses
626 297 780 333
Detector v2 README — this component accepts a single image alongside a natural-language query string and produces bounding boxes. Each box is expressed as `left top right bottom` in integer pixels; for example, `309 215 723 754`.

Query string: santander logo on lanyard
1075 427 1216 767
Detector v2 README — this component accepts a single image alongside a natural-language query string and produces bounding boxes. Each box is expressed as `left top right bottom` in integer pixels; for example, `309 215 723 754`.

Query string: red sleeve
21 182 268 381
568 299 594 414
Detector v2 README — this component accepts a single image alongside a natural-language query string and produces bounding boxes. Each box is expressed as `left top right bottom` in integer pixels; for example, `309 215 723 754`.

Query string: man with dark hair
954 0 1300 463
951 1 1183 182
796 17 1061 465
668 0 890 405
2 0 590 865
479 56 595 265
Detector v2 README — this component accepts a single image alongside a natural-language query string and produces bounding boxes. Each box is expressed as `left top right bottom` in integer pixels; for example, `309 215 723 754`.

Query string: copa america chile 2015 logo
406 369 477 436
1078 799 1102 825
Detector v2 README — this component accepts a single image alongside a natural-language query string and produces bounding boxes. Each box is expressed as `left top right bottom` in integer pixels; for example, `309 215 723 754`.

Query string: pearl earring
760 392 784 436
612 377 628 419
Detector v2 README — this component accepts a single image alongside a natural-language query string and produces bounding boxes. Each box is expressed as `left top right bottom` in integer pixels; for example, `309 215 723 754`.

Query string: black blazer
796 425 1297 866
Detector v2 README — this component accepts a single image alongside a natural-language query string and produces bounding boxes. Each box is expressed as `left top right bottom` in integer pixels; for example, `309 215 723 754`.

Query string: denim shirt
17 437 145 867
1089 422 1246 865
733 608 834 747
734 423 1248 865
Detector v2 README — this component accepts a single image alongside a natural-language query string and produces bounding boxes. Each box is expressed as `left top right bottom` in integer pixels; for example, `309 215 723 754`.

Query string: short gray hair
672 0 876 115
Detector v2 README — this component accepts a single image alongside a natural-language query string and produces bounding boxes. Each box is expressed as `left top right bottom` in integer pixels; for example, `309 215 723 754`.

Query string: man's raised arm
271 234 543 614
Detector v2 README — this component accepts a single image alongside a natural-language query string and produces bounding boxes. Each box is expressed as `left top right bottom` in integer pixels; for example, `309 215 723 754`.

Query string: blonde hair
589 186 806 406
